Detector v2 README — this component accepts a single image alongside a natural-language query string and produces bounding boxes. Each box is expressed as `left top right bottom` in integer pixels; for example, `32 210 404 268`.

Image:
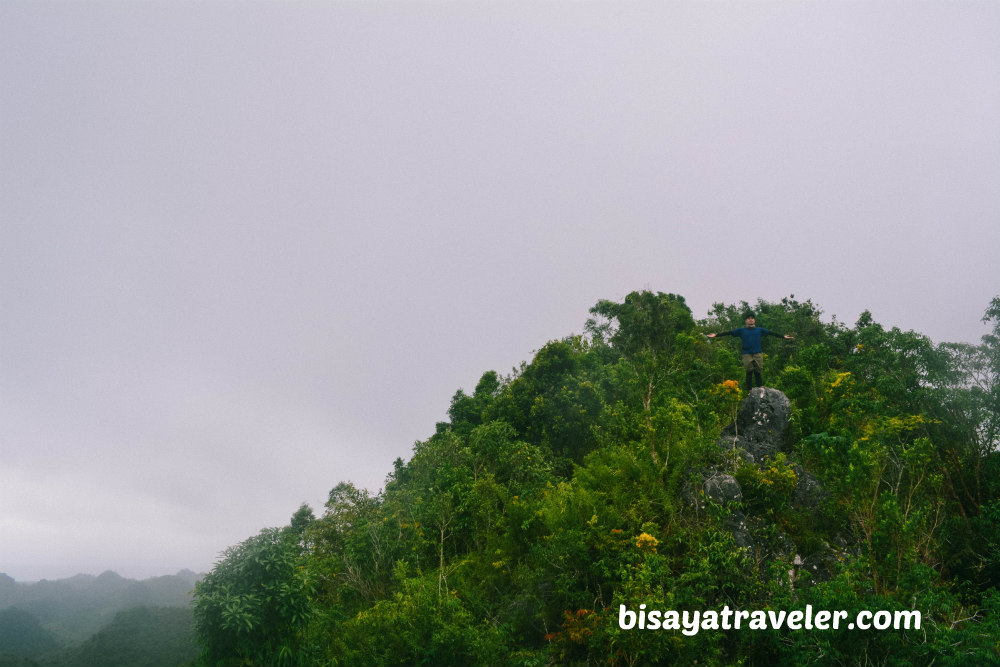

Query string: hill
0 569 198 643
191 292 1000 666
46 606 197 667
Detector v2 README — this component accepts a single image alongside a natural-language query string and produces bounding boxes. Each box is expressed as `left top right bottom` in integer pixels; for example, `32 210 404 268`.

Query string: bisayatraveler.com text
619 604 921 636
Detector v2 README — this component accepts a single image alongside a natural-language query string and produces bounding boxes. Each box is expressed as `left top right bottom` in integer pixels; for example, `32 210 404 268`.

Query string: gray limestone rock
704 472 743 504
725 510 753 549
723 387 792 461
792 465 828 512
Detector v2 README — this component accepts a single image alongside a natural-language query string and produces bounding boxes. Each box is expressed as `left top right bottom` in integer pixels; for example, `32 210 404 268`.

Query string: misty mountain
0 569 200 643
45 606 197 667
0 570 200 666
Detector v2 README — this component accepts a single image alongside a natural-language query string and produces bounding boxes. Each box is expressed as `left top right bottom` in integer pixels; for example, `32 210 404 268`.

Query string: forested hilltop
193 292 1000 667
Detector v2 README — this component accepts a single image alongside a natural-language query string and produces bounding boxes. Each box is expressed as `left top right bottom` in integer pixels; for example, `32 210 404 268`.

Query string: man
708 314 794 390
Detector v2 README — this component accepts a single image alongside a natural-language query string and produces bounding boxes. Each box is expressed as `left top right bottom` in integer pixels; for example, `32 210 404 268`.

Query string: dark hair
744 312 756 320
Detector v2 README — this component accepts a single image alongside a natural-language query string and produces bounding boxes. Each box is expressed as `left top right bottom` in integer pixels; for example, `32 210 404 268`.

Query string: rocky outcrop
686 387 840 579
682 472 752 549
719 386 792 462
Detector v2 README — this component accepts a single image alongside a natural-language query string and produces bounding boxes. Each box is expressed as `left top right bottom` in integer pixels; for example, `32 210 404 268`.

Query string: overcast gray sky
2 1 998 581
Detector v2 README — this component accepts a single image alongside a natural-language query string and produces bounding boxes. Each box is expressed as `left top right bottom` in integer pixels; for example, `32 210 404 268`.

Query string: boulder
703 472 743 504
721 387 792 461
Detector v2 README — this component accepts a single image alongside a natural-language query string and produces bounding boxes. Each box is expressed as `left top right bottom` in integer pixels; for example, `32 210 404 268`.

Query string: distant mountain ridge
0 569 201 644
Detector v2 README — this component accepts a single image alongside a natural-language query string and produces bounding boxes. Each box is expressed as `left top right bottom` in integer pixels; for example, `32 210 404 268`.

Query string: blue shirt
717 327 784 355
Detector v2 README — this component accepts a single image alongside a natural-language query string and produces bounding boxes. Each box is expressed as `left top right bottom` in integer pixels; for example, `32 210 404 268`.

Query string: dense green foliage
194 291 1000 666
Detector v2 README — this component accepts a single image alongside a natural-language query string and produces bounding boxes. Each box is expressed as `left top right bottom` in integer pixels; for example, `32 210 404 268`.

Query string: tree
587 291 702 467
587 291 695 363
193 520 313 667
486 337 604 464
446 371 501 437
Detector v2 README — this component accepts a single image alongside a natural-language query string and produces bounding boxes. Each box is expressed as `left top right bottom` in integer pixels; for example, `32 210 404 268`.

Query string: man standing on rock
707 313 793 390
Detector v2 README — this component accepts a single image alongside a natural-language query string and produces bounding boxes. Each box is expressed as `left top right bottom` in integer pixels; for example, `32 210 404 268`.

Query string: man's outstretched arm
764 329 794 340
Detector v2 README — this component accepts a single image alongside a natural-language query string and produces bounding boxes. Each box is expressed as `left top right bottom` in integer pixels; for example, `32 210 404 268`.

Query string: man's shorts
742 353 763 372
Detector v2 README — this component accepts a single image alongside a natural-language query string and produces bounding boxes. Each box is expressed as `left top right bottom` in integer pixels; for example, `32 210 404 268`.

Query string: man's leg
742 354 755 390
751 355 764 388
